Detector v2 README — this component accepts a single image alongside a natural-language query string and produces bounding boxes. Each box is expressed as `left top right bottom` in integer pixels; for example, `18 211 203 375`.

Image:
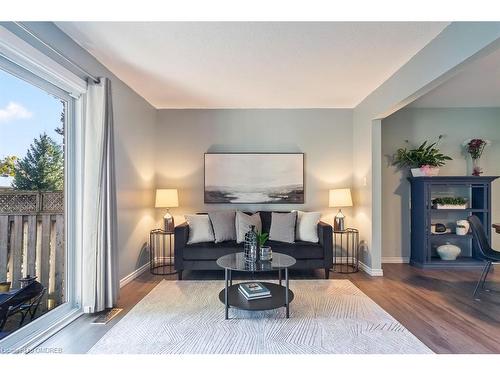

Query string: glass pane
0 67 66 338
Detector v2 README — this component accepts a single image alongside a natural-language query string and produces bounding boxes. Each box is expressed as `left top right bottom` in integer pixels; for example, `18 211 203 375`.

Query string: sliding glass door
0 53 81 349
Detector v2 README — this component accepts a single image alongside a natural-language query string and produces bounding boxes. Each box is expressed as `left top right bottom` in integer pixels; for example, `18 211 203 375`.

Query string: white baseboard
382 257 410 264
119 262 149 288
358 261 384 277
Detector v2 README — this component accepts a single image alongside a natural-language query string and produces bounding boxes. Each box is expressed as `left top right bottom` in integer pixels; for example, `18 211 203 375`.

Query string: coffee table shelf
218 282 294 311
217 252 296 319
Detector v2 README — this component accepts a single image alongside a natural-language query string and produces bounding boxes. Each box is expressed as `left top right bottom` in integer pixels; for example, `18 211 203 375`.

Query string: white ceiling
56 22 449 109
410 45 500 108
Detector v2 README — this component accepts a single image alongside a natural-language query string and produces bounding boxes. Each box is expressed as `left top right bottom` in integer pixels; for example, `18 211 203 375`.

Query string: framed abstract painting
204 153 304 204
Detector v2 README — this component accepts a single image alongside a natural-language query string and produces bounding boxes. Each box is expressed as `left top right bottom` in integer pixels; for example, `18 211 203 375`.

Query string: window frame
0 26 86 353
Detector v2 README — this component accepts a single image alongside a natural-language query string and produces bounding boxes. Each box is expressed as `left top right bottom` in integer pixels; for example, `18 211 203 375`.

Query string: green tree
0 155 18 177
13 133 64 191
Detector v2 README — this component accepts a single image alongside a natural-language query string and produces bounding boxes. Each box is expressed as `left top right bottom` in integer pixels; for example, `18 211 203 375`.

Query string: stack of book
238 282 272 300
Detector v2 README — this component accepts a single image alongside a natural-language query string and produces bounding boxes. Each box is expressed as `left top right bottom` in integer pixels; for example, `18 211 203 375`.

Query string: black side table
332 228 359 273
149 229 177 275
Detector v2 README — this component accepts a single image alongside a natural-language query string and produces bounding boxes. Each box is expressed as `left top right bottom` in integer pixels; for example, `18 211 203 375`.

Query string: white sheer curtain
82 77 118 313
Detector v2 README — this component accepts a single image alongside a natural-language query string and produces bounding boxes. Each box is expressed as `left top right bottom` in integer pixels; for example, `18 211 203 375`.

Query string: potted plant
257 232 272 261
432 197 468 209
392 135 452 177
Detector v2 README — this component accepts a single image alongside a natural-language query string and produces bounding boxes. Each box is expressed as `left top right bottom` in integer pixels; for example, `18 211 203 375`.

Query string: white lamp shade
155 189 179 208
329 188 353 207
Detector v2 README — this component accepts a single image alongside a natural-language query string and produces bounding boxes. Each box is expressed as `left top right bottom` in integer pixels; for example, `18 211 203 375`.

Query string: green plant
392 136 452 169
432 197 467 206
0 155 18 177
13 133 64 191
257 232 269 247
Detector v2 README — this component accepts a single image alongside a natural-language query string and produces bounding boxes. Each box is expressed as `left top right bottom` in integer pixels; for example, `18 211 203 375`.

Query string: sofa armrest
318 221 333 267
174 222 189 270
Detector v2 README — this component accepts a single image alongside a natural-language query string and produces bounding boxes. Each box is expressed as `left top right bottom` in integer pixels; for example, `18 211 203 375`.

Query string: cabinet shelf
430 208 486 213
429 233 472 238
410 176 498 269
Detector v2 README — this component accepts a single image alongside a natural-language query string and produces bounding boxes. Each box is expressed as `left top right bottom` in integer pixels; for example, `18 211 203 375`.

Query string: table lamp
155 189 179 233
329 188 353 231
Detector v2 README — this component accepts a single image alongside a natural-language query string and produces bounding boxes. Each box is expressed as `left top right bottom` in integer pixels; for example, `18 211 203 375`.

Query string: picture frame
204 152 304 204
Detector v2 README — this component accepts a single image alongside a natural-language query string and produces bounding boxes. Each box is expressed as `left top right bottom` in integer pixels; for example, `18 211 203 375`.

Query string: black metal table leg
285 267 289 318
225 268 229 319
279 269 282 286
229 269 232 286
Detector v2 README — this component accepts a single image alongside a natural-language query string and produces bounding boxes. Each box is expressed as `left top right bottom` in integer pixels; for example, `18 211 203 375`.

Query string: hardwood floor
37 264 500 354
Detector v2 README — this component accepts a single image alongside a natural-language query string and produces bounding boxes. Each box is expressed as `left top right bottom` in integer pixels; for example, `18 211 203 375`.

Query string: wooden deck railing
0 191 64 310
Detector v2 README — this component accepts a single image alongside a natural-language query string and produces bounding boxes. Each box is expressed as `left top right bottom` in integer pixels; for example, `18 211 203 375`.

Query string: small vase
472 158 482 176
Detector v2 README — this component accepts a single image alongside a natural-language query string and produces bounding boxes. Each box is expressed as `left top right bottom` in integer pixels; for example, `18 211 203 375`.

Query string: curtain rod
13 22 100 84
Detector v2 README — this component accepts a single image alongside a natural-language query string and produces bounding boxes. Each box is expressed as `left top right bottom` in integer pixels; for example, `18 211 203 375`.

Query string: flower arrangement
463 138 491 176
463 138 491 159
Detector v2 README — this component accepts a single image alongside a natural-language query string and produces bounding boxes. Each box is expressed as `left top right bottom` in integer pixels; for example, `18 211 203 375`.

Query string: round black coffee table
216 252 296 319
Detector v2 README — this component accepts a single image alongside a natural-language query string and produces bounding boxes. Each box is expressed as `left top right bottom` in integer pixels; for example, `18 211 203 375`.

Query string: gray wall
382 107 500 261
16 23 158 280
155 109 354 227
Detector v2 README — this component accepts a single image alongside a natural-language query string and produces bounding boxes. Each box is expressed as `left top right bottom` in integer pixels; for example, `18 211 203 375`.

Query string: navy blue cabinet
409 176 498 268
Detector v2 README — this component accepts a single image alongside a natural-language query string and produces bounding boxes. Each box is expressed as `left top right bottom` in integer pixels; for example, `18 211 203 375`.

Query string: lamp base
164 211 175 233
334 209 345 231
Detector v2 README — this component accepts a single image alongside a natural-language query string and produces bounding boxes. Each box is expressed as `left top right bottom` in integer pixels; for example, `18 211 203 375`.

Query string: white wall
13 22 158 280
382 107 500 261
155 109 354 227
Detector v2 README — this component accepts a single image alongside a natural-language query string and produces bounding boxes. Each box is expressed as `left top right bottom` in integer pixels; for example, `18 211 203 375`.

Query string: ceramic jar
456 220 470 236
436 242 461 260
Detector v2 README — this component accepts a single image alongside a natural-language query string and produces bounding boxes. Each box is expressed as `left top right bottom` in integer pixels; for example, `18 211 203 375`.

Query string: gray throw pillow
235 211 262 244
208 211 236 243
269 211 297 243
185 214 215 244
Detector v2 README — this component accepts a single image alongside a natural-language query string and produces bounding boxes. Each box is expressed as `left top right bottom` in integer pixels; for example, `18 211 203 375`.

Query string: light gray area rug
88 280 432 354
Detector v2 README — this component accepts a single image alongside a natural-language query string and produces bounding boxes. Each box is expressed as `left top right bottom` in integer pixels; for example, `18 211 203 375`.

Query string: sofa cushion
269 211 297 243
208 210 236 243
183 241 241 260
183 240 323 260
259 211 272 234
266 240 324 259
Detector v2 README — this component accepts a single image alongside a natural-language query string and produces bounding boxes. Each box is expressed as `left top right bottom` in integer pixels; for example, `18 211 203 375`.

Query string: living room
1 1 500 372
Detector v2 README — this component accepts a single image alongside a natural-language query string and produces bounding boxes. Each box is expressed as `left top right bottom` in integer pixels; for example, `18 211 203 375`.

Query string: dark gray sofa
174 211 333 280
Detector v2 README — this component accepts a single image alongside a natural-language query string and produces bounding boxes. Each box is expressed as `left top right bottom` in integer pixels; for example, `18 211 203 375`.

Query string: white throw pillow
185 214 215 244
235 211 262 244
294 210 321 243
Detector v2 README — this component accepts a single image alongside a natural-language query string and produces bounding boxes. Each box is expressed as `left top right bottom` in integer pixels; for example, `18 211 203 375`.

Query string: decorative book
238 282 271 300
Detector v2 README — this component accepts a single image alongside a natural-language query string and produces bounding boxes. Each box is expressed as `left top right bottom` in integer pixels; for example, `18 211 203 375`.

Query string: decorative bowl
436 243 461 261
